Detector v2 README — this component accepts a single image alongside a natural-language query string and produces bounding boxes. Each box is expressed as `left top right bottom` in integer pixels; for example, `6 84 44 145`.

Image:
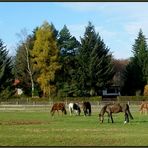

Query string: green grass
0 108 148 146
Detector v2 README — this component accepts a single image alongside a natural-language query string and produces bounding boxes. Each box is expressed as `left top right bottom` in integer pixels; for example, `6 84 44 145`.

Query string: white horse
68 103 81 116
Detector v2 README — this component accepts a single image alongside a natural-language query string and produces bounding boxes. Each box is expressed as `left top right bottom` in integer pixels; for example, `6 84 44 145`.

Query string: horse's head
78 107 81 115
99 113 104 123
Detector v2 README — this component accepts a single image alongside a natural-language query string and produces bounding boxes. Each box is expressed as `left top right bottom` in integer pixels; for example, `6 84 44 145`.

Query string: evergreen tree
77 22 97 96
77 22 115 96
32 21 61 97
0 39 14 99
89 36 115 95
57 25 80 97
123 29 148 95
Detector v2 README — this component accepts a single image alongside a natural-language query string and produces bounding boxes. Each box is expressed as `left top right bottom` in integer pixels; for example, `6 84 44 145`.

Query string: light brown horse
139 101 148 114
99 103 134 124
50 102 67 116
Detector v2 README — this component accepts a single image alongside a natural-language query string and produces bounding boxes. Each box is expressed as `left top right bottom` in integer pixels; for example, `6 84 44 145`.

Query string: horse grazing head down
68 103 81 116
82 101 91 116
50 102 67 116
99 103 133 124
139 101 148 114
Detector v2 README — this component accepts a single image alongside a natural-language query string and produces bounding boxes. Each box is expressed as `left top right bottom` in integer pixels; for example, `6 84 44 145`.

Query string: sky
0 2 148 59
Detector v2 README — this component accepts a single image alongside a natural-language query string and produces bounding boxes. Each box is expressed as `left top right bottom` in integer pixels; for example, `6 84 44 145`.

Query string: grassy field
0 105 148 146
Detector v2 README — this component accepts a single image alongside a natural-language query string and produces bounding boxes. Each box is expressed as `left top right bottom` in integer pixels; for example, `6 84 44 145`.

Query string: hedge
117 96 148 101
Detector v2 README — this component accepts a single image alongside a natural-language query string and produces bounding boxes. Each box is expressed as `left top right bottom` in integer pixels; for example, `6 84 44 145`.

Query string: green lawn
0 107 148 146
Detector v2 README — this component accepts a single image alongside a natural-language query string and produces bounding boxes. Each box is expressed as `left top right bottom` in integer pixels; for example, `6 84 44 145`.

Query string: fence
0 100 142 113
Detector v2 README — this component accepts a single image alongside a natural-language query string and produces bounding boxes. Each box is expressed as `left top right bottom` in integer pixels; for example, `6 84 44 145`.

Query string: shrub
143 85 148 96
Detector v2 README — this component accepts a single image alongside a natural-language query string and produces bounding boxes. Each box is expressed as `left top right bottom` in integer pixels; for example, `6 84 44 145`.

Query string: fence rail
0 101 141 112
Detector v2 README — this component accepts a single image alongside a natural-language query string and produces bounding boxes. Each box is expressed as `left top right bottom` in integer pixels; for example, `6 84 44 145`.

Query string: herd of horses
50 101 148 124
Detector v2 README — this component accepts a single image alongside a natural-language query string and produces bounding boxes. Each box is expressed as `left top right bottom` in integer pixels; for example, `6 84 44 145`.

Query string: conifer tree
123 29 148 95
77 22 114 96
0 39 14 99
57 25 80 97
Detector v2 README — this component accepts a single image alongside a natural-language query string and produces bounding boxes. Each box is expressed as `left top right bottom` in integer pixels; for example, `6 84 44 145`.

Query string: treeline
0 21 148 100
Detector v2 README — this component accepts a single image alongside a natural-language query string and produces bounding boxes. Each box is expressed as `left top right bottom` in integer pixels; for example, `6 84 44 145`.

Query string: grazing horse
68 103 81 116
139 101 148 114
99 103 134 124
50 102 67 116
82 101 91 116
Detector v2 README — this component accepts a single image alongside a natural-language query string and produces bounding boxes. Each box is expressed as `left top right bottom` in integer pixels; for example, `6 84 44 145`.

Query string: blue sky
0 2 148 59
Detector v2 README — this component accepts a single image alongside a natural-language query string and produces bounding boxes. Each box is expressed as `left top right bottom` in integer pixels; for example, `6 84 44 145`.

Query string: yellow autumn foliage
32 21 61 97
144 85 148 96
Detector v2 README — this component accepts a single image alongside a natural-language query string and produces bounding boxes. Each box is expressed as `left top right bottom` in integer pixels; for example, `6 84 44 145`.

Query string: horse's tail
89 104 91 116
126 104 134 120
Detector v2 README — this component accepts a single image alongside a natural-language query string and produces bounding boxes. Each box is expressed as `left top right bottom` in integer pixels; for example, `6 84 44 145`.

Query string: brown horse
82 101 91 116
139 101 148 114
50 103 67 116
99 103 133 124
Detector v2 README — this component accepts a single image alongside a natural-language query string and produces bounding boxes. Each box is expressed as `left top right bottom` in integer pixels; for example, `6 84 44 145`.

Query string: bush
144 85 148 96
117 96 148 101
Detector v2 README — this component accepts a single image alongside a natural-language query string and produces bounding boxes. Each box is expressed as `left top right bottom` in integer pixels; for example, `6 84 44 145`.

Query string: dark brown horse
139 101 148 114
99 103 133 123
50 103 67 116
82 101 91 116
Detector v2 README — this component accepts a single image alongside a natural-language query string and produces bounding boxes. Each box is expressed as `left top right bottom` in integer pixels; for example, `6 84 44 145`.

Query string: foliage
112 59 129 87
14 30 37 96
32 21 61 97
117 96 148 101
143 84 148 96
77 22 115 96
56 25 80 97
122 29 148 95
0 39 14 99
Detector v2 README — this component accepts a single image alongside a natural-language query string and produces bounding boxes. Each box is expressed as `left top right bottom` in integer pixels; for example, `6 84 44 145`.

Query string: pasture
0 103 148 146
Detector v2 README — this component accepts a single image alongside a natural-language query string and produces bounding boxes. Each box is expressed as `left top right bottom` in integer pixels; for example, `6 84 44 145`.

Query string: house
13 79 23 96
102 86 120 101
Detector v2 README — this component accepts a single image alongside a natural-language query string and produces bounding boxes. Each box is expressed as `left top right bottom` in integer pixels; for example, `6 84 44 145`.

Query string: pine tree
89 36 115 95
123 29 148 95
77 22 115 96
32 21 61 97
0 39 14 99
57 25 80 97
77 22 97 96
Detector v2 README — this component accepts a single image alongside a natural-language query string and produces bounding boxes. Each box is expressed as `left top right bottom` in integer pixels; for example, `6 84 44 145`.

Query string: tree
112 59 129 87
57 25 80 97
77 22 97 96
0 39 14 99
77 22 115 96
89 36 115 95
32 21 61 97
123 29 148 95
122 57 144 95
14 29 37 96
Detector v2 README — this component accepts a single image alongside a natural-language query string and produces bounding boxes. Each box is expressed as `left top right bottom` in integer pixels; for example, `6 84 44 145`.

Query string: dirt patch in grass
0 120 50 125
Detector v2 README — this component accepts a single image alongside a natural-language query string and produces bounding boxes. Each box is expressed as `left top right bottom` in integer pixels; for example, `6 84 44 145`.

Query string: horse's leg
52 110 55 116
84 110 86 117
124 112 129 123
110 113 114 123
107 113 110 123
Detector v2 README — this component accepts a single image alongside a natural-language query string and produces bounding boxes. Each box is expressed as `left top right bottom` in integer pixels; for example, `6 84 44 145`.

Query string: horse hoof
124 121 127 124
